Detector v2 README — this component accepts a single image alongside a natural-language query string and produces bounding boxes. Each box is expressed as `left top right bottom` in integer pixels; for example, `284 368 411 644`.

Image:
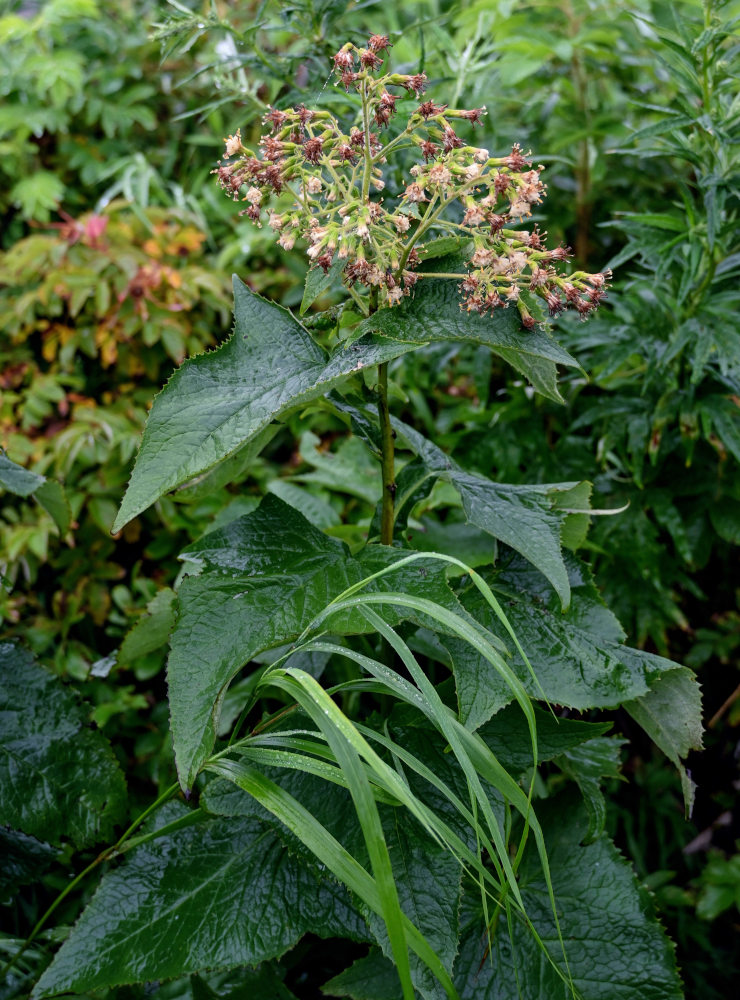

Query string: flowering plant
216 35 610 324
20 30 697 1000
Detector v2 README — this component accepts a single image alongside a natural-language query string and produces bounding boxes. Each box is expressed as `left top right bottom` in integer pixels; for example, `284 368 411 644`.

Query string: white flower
508 196 531 219
224 130 242 157
306 175 322 194
268 213 284 230
404 182 427 203
471 247 494 267
508 250 528 272
278 233 295 250
428 163 451 188
394 214 411 233
246 186 262 205
474 147 489 162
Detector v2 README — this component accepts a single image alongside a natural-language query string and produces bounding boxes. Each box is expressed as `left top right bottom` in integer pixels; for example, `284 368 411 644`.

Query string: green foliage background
0 1 738 998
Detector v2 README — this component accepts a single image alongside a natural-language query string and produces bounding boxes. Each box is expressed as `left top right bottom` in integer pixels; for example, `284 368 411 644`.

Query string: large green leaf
169 494 469 788
204 767 460 1000
113 279 416 532
0 827 57 899
396 420 590 608
322 947 403 999
32 805 367 999
354 255 578 402
0 643 126 849
446 552 692 727
333 405 590 609
624 668 703 815
453 792 683 1000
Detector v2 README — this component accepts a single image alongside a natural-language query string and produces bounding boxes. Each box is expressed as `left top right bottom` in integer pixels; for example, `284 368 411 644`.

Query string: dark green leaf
114 280 416 531
203 766 460 1000
393 420 592 609
554 736 626 843
446 553 689 724
453 792 683 1000
322 948 402 999
624 668 703 816
0 451 70 534
0 451 45 497
353 256 578 402
0 643 127 849
170 494 468 787
33 807 366 998
0 827 57 899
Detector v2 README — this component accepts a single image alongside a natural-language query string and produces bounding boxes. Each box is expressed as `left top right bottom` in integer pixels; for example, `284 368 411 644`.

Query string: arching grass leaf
453 792 683 1000
169 494 470 787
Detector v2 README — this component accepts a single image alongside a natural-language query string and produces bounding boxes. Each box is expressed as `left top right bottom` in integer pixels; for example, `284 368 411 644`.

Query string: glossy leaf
624 668 703 815
446 553 692 727
368 413 590 609
453 793 683 1000
170 494 468 787
0 450 70 535
33 806 366 998
113 279 416 531
0 642 126 848
205 764 461 1000
354 255 578 402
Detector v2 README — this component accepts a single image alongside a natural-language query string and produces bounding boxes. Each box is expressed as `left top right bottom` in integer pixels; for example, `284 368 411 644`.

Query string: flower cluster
214 35 609 325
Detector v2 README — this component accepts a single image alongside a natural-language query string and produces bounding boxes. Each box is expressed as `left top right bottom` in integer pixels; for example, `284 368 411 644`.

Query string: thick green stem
377 360 396 545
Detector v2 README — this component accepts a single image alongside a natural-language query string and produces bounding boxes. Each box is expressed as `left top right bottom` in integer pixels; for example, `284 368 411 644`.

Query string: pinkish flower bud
417 100 447 119
302 138 324 164
368 34 391 53
404 182 427 203
442 127 463 152
457 107 486 126
400 74 427 97
333 46 354 72
504 143 530 170
359 48 383 70
264 108 289 132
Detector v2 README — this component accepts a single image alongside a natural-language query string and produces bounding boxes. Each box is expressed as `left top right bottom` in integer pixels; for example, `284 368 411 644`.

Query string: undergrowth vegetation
1 2 738 999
